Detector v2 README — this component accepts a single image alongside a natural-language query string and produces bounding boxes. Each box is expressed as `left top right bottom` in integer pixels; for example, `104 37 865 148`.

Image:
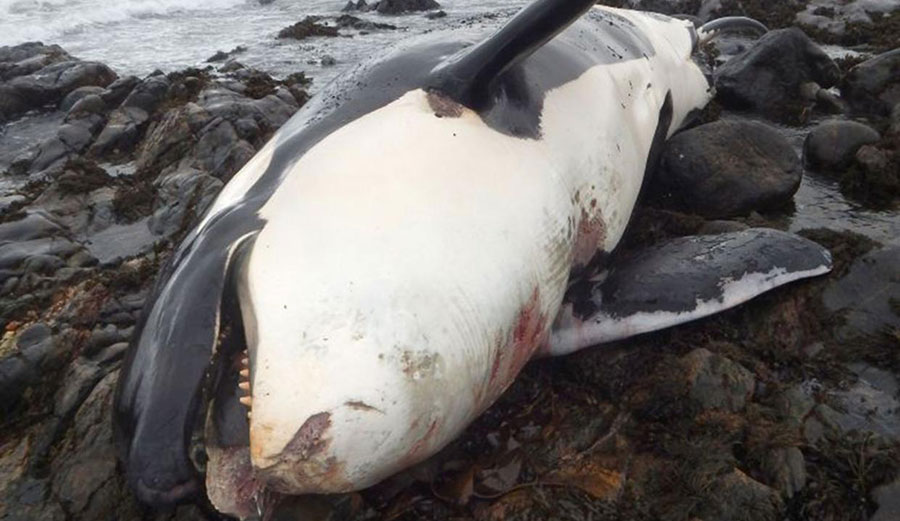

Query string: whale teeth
239 368 250 379
240 396 252 407
239 381 251 392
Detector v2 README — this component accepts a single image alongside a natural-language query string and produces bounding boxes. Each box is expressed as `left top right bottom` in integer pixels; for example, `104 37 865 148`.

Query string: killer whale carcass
113 0 830 516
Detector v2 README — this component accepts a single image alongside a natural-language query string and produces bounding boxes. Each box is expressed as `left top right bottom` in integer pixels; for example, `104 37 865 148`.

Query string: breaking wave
0 0 249 46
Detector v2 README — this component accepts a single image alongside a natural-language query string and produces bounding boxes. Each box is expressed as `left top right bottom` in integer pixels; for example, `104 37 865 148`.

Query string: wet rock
682 348 755 412
0 323 55 409
375 0 441 14
824 246 900 340
149 167 223 237
53 358 102 421
335 14 397 30
50 371 143 521
653 120 803 218
0 60 117 123
762 447 807 498
775 383 818 426
804 119 881 172
796 0 900 39
66 94 107 119
135 104 197 173
844 143 900 208
0 212 64 244
0 42 71 82
120 73 170 114
207 46 247 63
872 478 900 521
715 28 841 122
191 118 256 179
277 16 340 40
844 49 900 116
705 468 783 521
89 106 150 158
99 75 139 108
59 86 105 112
342 0 372 12
425 9 447 19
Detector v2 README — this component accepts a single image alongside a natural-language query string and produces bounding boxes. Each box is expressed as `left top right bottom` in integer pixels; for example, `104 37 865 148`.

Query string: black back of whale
113 0 671 506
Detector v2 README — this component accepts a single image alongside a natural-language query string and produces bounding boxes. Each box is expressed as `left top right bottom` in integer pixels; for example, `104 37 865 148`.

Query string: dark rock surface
652 120 803 218
0 43 314 519
0 43 117 124
277 16 340 39
335 14 398 30
823 246 900 340
843 49 900 116
715 28 841 122
804 119 881 171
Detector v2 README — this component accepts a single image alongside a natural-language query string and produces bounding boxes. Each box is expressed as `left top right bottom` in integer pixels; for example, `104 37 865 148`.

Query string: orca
113 1 830 517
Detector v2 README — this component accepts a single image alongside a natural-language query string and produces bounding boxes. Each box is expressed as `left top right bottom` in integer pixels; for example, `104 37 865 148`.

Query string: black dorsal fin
428 0 597 109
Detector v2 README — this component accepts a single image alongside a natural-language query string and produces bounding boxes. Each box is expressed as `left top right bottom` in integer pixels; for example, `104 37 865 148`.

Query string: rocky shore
1 1 899 520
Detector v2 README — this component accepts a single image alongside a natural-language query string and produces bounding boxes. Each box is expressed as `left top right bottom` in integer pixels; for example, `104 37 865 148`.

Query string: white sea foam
0 0 250 46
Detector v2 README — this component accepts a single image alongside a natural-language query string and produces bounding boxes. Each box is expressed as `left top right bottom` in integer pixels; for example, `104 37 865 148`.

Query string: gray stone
59 86 104 112
872 478 900 521
149 167 223 237
715 28 840 122
682 348 755 412
89 106 150 158
53 358 102 420
823 246 900 340
803 119 881 172
51 371 140 520
56 123 94 153
1 60 116 123
99 75 139 108
762 447 806 498
65 94 107 119
844 49 900 116
121 73 170 114
704 469 782 521
654 120 803 218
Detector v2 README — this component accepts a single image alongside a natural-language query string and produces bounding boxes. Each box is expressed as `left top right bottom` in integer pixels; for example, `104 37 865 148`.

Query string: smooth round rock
803 119 881 172
654 120 803 218
715 28 840 121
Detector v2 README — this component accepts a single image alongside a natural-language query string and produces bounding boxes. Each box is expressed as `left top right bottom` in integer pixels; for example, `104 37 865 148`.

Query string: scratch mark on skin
345 400 384 413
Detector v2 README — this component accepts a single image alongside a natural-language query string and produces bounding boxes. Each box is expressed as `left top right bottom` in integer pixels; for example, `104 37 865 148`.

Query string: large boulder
0 60 116 123
843 49 900 116
0 42 71 82
652 120 803 218
803 119 881 172
715 28 841 122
